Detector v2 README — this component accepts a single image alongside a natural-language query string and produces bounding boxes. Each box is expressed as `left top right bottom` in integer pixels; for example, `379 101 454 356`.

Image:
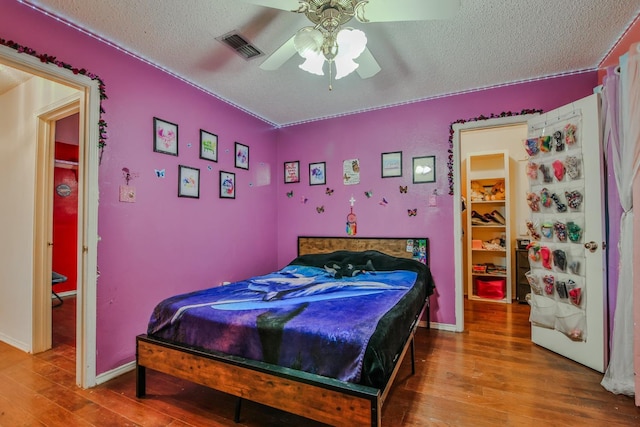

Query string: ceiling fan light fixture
334 28 366 79
299 52 326 76
294 27 326 75
293 27 324 56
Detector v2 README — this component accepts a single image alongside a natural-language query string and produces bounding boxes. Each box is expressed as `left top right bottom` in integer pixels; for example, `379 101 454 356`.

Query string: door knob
584 241 598 253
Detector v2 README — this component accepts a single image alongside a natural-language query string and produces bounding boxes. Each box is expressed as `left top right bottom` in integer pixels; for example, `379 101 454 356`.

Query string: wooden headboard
297 236 429 265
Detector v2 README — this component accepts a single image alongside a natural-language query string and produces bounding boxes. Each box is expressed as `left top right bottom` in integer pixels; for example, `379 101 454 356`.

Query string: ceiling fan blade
355 48 381 79
259 34 298 71
362 0 460 22
242 0 301 12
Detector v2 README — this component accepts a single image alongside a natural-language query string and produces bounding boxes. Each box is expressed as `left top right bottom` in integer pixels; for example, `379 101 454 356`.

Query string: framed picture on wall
235 142 249 169
178 165 200 198
220 170 236 199
412 155 436 183
284 161 300 183
309 162 326 186
199 129 218 162
153 117 179 156
381 151 402 178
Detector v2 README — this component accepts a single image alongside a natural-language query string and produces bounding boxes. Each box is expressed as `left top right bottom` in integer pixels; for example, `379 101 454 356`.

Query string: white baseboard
51 290 77 299
95 360 136 385
0 333 30 353
418 320 458 332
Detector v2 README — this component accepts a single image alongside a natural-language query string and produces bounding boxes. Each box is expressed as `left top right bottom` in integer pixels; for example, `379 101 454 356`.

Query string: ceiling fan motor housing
302 0 368 32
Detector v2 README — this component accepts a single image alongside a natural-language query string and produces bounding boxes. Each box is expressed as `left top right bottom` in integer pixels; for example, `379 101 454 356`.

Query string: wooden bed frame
136 236 430 427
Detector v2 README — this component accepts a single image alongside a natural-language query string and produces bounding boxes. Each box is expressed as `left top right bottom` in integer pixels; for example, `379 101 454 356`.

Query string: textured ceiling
19 0 640 126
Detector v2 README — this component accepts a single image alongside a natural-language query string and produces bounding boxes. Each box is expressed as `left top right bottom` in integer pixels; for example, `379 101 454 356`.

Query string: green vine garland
0 38 108 161
447 109 543 195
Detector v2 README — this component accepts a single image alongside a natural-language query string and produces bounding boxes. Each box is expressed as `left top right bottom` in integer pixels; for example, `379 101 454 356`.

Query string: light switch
429 194 437 207
119 185 136 203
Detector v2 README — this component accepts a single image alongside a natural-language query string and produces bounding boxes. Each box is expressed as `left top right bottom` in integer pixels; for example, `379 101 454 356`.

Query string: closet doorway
452 116 534 331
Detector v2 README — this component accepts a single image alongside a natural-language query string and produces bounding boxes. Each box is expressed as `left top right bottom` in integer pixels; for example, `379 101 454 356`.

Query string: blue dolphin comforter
147 250 433 388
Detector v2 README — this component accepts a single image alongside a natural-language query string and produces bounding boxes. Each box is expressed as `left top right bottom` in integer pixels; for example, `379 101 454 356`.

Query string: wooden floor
1 297 638 426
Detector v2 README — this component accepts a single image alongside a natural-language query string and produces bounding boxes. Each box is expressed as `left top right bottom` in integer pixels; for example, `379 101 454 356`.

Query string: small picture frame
381 151 402 178
153 117 178 156
412 155 436 183
199 129 218 162
178 165 200 198
284 161 300 183
220 170 236 199
235 142 249 170
309 162 326 186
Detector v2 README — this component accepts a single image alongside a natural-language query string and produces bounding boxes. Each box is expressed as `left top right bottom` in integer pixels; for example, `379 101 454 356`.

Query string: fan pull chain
329 62 333 91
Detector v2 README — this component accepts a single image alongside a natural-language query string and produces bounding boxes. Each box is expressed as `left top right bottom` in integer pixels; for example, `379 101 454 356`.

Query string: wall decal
154 169 166 178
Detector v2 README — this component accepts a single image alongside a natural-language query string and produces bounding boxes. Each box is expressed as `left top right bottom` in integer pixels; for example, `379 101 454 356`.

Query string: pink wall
1 0 278 373
1 0 598 373
276 74 598 325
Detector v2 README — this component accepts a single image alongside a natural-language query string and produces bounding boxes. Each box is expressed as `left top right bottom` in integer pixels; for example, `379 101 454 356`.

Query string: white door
525 93 607 373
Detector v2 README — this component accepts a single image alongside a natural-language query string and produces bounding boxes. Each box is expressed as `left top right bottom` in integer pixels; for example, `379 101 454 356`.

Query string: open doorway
452 115 536 332
52 113 80 349
0 45 100 388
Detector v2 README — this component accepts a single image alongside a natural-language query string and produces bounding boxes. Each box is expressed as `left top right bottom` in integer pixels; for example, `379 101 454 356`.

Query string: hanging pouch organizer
526 161 539 181
567 279 583 307
542 274 555 295
567 220 583 243
552 249 567 272
552 159 565 181
524 138 540 156
525 271 543 295
540 188 553 209
553 221 567 242
564 155 582 180
540 220 554 240
556 280 569 299
538 135 552 153
555 302 586 342
565 189 584 211
528 294 556 329
553 130 565 152
539 163 554 183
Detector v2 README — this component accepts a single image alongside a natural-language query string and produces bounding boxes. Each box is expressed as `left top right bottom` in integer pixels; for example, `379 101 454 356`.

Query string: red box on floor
476 278 505 299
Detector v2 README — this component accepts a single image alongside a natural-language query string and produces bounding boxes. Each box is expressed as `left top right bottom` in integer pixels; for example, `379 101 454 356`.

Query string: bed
136 236 434 426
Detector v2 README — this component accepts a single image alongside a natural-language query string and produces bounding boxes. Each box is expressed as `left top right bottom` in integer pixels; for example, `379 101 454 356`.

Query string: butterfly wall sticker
325 187 334 196
399 185 408 194
379 198 388 206
408 208 417 217
300 196 308 204
364 190 373 198
286 190 294 198
154 169 166 178
316 206 325 213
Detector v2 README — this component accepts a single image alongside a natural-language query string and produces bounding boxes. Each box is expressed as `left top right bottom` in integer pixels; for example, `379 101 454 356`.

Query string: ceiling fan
243 0 461 88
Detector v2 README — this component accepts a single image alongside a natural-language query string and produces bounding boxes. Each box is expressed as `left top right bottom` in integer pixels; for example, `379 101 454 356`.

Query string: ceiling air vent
216 31 263 60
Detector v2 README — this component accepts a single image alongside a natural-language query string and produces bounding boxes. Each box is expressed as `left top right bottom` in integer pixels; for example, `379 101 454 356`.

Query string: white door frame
452 114 538 332
33 97 81 353
0 44 100 388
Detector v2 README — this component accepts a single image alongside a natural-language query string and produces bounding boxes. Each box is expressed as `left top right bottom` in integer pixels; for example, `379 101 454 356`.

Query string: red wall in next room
52 142 79 293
